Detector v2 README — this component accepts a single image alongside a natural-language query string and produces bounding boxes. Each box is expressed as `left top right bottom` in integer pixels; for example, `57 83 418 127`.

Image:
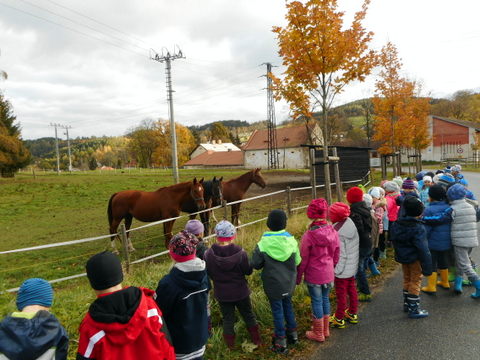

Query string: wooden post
222 200 228 220
332 147 343 202
119 224 130 274
32 166 36 180
309 148 317 199
286 186 292 216
381 155 387 179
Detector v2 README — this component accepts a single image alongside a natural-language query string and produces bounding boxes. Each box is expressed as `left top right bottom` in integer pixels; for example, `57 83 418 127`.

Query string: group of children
1 164 478 359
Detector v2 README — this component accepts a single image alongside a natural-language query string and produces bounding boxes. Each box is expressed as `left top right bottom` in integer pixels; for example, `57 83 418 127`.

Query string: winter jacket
386 193 400 222
296 223 340 285
349 201 372 250
390 216 432 276
450 199 478 248
251 230 301 301
333 218 360 279
396 191 420 219
419 186 431 206
422 200 452 251
205 243 252 302
155 258 209 360
370 211 379 248
372 198 386 234
77 287 174 360
0 310 68 360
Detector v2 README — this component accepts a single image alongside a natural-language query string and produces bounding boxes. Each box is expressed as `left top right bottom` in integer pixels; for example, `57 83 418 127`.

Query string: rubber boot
247 324 262 346
306 318 325 342
406 294 428 319
437 269 450 289
323 315 330 338
403 290 409 313
223 333 235 349
271 336 288 354
379 250 387 260
454 276 463 294
368 259 381 276
421 273 437 295
448 267 456 282
286 328 298 345
470 280 480 299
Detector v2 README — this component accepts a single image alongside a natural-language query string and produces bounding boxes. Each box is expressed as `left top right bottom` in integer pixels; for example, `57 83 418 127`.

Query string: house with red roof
183 150 244 169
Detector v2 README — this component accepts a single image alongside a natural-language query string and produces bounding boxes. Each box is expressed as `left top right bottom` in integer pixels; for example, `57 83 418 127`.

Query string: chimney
218 139 222 144
212 140 216 144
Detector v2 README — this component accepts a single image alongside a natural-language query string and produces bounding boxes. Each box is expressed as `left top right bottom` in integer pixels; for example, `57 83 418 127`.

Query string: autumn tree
127 119 160 168
272 0 378 202
152 120 196 167
209 122 230 143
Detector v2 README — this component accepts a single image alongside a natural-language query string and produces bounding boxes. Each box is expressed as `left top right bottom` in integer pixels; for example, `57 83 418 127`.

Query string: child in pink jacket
297 198 340 343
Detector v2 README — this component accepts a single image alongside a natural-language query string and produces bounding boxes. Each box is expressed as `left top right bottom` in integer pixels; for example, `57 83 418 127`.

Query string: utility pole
151 47 185 184
262 62 279 170
61 125 73 172
49 123 61 175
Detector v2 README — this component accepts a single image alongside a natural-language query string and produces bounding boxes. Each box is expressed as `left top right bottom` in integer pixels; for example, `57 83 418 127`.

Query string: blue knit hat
447 183 467 201
16 278 53 311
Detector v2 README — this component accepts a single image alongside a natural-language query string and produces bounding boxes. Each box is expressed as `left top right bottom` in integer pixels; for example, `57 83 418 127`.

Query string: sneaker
358 293 372 302
286 329 298 345
344 310 359 324
271 336 288 355
330 315 346 329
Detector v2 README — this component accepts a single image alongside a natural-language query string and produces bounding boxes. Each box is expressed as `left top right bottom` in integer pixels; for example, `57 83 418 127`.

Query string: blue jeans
357 247 371 295
306 282 331 319
269 296 297 337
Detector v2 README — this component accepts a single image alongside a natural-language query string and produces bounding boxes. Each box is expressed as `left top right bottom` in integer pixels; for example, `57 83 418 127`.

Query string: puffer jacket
333 218 359 278
419 186 431 205
349 201 372 250
450 199 478 248
386 193 400 221
422 200 452 251
372 198 386 234
296 223 340 285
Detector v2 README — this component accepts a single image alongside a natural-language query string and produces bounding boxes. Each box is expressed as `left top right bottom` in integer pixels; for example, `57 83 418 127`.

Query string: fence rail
2 177 365 293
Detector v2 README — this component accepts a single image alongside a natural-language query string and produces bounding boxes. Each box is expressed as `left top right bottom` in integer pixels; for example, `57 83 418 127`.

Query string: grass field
0 168 396 359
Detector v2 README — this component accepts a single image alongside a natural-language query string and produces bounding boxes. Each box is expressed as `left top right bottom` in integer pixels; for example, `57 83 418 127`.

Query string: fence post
332 147 343 202
119 224 130 274
222 200 228 220
286 186 292 216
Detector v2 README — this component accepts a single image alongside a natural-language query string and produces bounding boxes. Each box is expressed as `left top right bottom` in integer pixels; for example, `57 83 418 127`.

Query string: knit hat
307 198 328 219
415 171 427 181
444 166 452 173
447 183 467 201
368 187 382 199
425 171 435 178
346 187 364 204
393 176 403 188
428 184 446 201
438 173 455 184
185 219 204 236
86 251 124 291
328 202 351 224
404 197 424 217
384 181 400 193
435 170 444 175
169 230 199 262
423 175 432 183
363 194 373 209
267 209 287 231
402 177 416 190
215 220 236 242
16 278 53 311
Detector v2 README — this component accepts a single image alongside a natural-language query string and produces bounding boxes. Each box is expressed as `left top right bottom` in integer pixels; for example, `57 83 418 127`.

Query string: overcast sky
0 0 479 140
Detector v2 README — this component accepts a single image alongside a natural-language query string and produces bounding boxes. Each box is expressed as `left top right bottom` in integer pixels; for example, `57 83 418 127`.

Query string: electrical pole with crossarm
150 47 185 184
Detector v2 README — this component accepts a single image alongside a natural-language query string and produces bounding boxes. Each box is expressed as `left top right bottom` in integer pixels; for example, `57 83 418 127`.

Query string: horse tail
107 193 117 226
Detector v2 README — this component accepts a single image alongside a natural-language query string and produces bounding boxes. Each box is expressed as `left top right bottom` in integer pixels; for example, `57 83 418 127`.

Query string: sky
0 0 479 140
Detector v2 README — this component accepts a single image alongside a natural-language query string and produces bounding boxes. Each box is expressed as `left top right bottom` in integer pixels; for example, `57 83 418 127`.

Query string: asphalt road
313 171 480 360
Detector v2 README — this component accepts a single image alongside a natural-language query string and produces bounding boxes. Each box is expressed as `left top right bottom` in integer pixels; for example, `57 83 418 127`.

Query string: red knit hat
329 202 351 224
307 198 328 219
346 187 364 204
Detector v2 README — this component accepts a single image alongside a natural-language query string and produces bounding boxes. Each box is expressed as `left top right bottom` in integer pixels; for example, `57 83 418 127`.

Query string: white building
189 141 241 160
243 123 323 169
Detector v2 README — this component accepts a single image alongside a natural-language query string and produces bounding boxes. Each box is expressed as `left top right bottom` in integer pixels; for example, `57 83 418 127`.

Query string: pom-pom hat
307 198 328 219
16 278 53 311
329 202 350 224
346 187 364 204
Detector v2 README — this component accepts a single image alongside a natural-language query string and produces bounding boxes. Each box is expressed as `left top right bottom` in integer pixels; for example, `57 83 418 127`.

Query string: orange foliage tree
152 120 196 167
271 0 378 202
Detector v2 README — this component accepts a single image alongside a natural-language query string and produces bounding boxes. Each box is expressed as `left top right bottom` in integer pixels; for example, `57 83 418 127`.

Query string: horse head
191 177 206 210
252 168 266 189
211 176 224 206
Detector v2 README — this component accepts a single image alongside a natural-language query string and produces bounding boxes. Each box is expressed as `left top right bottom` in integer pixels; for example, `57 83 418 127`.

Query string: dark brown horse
223 168 266 225
108 178 206 250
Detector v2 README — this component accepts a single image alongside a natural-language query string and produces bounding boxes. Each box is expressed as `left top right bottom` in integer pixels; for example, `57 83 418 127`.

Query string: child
156 231 209 360
384 181 400 247
346 187 373 302
185 219 208 260
363 194 381 276
421 184 452 294
204 220 260 349
396 178 420 218
77 251 174 360
369 186 388 261
446 184 480 297
419 176 433 206
0 278 68 360
390 197 432 318
296 198 339 342
252 209 301 354
328 202 360 329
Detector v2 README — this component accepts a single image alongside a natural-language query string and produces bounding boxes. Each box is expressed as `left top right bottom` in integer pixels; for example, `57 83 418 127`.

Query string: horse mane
225 169 253 184
202 180 213 194
155 180 192 192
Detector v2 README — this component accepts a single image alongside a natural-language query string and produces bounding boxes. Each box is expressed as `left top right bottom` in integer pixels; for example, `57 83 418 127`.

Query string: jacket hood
259 230 298 262
0 311 65 360
209 243 244 271
337 218 358 239
87 287 156 345
171 260 209 291
350 201 371 218
304 224 338 247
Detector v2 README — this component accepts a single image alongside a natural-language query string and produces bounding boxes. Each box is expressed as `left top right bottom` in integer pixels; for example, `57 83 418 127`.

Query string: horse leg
163 220 175 249
232 203 241 226
189 214 197 220
124 214 135 252
201 211 210 236
109 218 122 254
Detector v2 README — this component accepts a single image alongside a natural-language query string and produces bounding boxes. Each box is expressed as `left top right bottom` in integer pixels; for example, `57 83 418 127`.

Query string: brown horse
108 178 206 250
222 168 266 225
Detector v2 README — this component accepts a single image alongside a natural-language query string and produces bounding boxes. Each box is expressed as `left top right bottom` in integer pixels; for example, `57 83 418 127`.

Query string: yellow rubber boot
421 273 437 295
437 269 450 289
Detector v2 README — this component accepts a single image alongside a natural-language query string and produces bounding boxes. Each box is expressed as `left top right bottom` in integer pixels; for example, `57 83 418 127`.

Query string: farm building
189 140 241 160
419 115 480 162
243 123 323 169
183 150 244 169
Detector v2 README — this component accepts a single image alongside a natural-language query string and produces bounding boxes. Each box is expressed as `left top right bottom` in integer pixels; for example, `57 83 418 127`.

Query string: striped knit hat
16 278 53 311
